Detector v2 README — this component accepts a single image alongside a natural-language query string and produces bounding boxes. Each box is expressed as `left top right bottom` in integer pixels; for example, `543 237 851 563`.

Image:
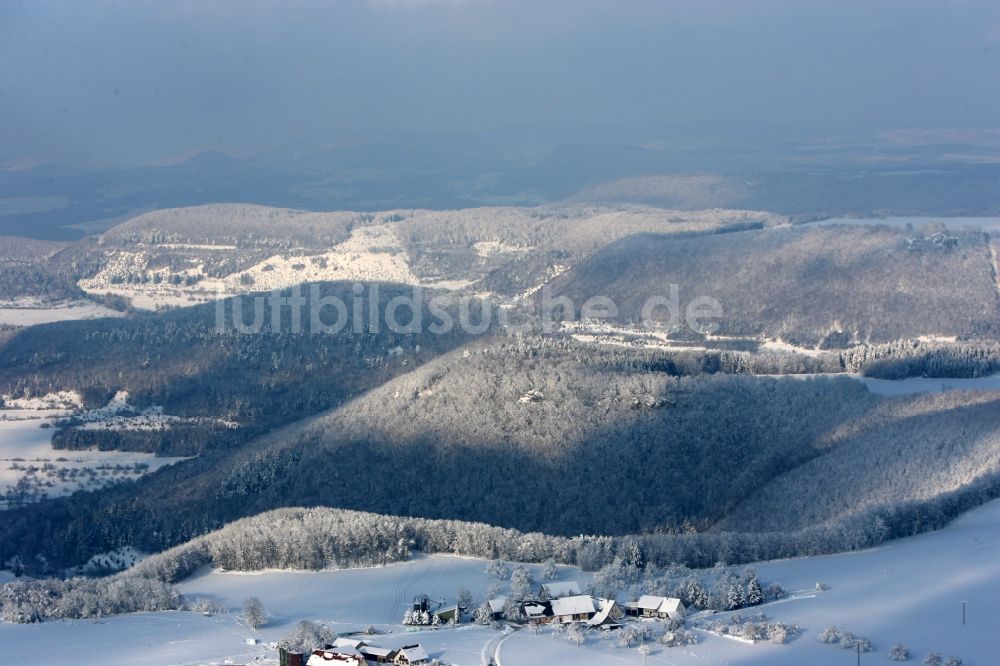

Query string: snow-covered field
780 372 1000 396
856 374 1000 396
562 321 715 353
77 224 427 311
560 321 837 359
0 399 187 505
216 224 419 292
3 499 999 665
66 390 236 432
812 215 1000 232
0 299 124 326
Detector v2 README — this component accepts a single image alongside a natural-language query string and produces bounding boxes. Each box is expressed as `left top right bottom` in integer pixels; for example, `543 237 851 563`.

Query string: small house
332 638 369 651
629 595 686 620
487 596 508 621
658 597 685 620
393 644 431 665
550 594 597 623
539 581 581 599
433 604 460 624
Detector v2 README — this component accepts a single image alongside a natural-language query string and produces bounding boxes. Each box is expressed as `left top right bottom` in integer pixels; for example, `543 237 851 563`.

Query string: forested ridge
547 224 1000 344
0 282 482 456
0 235 82 301
4 337 1000 574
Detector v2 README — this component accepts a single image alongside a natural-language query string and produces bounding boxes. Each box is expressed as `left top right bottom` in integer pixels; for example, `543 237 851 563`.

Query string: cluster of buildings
277 582 687 666
488 581 686 630
280 639 431 666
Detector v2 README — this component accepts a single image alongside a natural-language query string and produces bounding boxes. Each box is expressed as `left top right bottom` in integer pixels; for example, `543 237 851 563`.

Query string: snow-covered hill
2 498 998 665
70 203 785 311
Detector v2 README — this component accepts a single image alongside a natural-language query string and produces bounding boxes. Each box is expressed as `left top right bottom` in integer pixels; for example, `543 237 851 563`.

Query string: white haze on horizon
0 0 998 166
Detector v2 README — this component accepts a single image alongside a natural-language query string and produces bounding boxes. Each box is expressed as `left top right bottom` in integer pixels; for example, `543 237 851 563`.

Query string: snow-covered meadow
3 498 998 665
811 215 1000 232
0 393 188 506
76 223 427 311
0 298 124 326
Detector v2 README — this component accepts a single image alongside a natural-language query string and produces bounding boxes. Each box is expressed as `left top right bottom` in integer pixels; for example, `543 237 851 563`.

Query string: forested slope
0 235 81 301
216 340 1000 537
716 389 1000 532
546 224 1000 345
6 338 999 571
0 282 482 455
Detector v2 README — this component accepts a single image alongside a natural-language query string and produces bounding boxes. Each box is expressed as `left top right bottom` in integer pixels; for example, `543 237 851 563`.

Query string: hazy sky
1 0 998 166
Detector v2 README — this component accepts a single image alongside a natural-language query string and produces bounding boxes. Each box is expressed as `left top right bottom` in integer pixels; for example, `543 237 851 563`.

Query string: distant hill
28 203 782 309
0 235 81 302
101 203 364 249
546 224 1000 345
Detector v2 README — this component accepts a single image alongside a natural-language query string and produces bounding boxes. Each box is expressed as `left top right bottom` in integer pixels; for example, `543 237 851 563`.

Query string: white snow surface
68 391 236 432
855 374 1000 396
77 224 426 310
214 224 420 293
812 215 1000 232
0 391 82 411
0 300 124 326
3 500 1000 664
0 409 186 503
561 322 830 358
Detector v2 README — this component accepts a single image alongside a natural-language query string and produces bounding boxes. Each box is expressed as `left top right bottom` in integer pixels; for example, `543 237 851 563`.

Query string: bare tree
243 596 265 629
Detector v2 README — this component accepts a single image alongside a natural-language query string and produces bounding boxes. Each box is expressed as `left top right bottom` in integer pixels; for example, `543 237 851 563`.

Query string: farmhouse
657 597 685 620
392 644 431 665
487 596 508 621
539 581 581 599
550 594 597 623
625 595 686 620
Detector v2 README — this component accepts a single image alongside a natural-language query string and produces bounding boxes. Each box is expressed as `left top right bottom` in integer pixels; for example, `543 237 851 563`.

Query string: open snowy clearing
811 215 1000 232
3 499 999 664
780 372 1000 396
0 407 186 505
215 223 420 292
855 374 1000 395
66 390 237 432
0 299 124 326
77 224 427 311
561 322 834 358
